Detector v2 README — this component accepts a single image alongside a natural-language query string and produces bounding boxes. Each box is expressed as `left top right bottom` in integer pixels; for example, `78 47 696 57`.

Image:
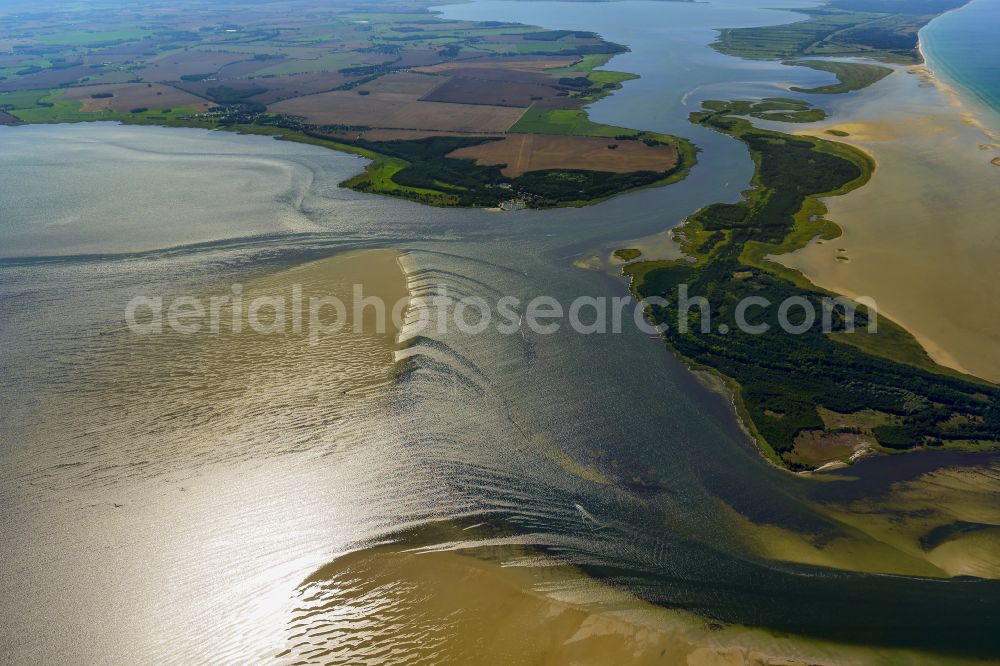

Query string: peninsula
0 0 694 208
622 0 1000 470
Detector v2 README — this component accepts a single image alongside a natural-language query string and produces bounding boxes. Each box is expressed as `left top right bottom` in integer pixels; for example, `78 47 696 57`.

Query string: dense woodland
628 103 1000 467
323 134 681 208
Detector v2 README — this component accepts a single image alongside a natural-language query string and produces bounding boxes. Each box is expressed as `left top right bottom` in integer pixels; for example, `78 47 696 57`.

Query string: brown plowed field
59 83 214 112
270 91 525 132
320 129 498 143
0 65 91 92
414 56 577 74
421 76 558 108
448 134 678 176
141 50 253 81
246 72 357 105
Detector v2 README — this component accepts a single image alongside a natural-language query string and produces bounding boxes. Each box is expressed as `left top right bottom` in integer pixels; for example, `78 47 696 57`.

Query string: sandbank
278 537 989 665
781 63 1000 381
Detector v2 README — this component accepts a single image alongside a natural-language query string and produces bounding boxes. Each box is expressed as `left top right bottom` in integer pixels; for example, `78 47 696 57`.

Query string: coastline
1 55 697 212
278 535 995 664
615 65 1000 471
5 2 1000 661
918 0 1000 143
917 43 1000 149
777 39 1000 381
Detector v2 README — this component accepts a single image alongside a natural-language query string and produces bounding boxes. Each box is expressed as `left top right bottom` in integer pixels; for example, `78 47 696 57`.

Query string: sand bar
782 65 1000 381
278 538 985 665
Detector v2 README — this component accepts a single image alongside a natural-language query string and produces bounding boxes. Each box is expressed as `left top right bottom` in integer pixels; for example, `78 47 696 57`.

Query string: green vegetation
302 133 694 208
614 248 642 261
2 90 203 124
523 30 597 42
510 108 639 137
702 98 828 124
0 89 54 110
336 135 500 206
787 60 894 94
0 2 697 210
826 129 851 136
510 60 642 134
625 100 1000 469
713 0 969 64
588 70 639 88
545 53 615 75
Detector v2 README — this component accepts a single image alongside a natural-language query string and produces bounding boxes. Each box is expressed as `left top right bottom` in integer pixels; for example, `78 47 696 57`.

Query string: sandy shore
778 62 1000 381
724 459 1000 580
277 539 990 665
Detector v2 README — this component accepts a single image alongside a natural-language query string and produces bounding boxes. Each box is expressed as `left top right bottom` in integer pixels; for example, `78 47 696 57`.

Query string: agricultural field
414 57 579 74
421 71 566 108
270 90 526 133
0 0 693 208
448 134 678 177
509 108 638 138
58 83 213 113
306 133 688 208
125 51 256 83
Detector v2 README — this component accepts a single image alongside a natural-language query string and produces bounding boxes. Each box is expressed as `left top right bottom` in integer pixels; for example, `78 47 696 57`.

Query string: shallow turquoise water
922 0 1000 123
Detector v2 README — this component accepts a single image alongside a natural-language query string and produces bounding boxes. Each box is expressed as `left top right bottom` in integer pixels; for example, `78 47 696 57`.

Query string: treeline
205 85 266 112
628 102 1000 466
522 30 597 41
337 135 680 208
354 136 508 207
515 168 670 207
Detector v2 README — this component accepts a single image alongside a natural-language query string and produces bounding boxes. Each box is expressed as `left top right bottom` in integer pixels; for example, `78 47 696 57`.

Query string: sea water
922 0 1000 127
3 0 1000 662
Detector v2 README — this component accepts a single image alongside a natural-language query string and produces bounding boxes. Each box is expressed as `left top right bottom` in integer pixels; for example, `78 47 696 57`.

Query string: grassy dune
787 60 894 94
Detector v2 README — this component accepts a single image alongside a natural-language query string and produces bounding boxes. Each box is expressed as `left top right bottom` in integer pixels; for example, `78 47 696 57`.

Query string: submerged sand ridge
783 65 1000 381
15 248 409 491
0 248 417 663
725 460 1000 580
277 531 990 665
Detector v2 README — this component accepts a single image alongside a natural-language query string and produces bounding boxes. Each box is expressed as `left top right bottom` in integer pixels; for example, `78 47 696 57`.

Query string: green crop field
509 108 638 138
